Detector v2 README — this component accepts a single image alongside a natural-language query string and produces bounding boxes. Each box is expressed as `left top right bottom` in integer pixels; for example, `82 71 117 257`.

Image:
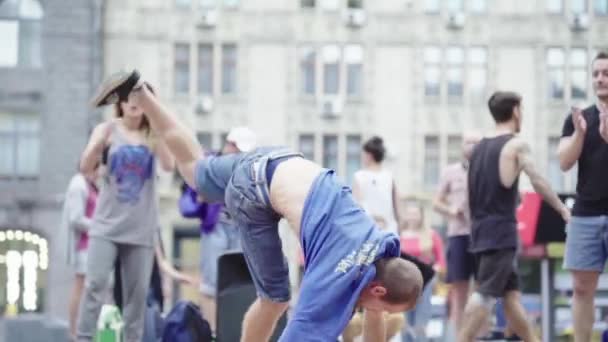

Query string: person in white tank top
352 136 400 235
346 136 404 342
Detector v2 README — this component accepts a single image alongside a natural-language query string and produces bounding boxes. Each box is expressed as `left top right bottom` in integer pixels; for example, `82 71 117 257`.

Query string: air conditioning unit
345 9 366 28
446 11 465 30
197 10 218 29
570 13 590 32
320 97 343 118
195 96 214 115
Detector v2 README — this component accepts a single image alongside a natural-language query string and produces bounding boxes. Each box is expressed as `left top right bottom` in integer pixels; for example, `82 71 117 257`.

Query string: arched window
0 229 48 315
0 0 44 68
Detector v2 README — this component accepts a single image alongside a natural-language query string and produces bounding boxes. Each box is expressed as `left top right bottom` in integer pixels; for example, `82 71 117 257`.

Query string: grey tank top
90 125 157 247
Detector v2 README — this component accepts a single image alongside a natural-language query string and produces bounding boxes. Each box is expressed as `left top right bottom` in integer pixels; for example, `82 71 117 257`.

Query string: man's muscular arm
515 138 570 222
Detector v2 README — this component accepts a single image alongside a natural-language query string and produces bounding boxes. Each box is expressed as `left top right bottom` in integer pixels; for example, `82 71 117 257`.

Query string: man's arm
517 139 570 222
558 109 585 171
155 137 176 172
433 169 459 218
362 310 386 342
130 84 203 188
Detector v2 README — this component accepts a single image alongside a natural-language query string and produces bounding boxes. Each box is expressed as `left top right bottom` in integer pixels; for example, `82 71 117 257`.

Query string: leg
450 281 470 333
572 271 600 342
119 244 155 342
237 221 290 342
458 292 494 342
241 298 289 342
502 291 538 342
76 238 118 341
459 249 515 342
199 226 230 332
69 274 85 339
446 236 475 334
563 216 607 342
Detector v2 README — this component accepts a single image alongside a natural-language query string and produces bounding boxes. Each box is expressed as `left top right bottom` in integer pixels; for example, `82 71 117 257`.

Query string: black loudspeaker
534 193 575 244
215 252 287 342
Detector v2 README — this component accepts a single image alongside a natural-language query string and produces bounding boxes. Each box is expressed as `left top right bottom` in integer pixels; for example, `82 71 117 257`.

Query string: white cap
226 126 257 152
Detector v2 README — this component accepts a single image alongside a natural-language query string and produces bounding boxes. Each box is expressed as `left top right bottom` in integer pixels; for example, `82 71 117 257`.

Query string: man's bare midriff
269 157 323 237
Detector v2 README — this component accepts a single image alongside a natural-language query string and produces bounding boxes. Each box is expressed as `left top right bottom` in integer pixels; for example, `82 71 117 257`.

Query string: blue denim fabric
223 147 302 302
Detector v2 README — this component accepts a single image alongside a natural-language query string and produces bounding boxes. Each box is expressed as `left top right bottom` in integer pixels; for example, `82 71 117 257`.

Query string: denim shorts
199 217 241 297
564 215 608 272
224 147 302 303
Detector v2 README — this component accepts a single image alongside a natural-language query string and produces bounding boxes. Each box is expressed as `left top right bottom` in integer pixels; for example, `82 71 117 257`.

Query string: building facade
0 0 103 319
102 0 606 299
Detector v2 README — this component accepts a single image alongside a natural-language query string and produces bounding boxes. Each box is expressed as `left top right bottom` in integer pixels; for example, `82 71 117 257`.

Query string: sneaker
90 69 140 107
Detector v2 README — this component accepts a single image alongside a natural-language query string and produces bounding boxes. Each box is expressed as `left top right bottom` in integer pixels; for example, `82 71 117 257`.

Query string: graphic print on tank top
109 145 155 204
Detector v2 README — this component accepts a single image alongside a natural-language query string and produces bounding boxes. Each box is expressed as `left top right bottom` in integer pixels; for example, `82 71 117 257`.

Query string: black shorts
446 235 476 283
474 248 519 298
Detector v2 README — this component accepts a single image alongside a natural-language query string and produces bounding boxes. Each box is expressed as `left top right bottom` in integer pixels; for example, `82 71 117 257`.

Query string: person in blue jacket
92 70 424 342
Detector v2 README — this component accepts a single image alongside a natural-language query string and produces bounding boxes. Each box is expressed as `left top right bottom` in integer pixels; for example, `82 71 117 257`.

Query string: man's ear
369 282 387 297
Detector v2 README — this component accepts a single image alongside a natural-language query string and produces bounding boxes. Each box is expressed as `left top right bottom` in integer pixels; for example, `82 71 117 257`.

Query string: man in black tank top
459 92 570 342
558 52 608 342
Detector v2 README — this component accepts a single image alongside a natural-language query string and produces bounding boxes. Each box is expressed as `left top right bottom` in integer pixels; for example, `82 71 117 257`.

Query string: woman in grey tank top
76 87 174 342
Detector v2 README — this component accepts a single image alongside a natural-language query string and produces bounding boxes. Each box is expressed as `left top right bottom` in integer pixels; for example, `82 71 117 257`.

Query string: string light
22 251 38 311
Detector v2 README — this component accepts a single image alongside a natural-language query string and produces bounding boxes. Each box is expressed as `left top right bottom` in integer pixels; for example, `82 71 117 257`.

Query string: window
301 0 316 8
323 45 341 95
175 0 191 8
571 0 587 14
174 43 190 94
323 135 339 172
469 47 487 102
198 44 213 95
470 0 487 13
347 0 363 9
424 0 440 13
0 0 43 68
546 0 563 13
223 0 239 8
221 44 237 94
447 135 462 165
547 48 565 100
299 134 315 161
424 136 440 189
200 0 215 9
447 0 464 11
299 46 316 95
424 47 441 98
0 113 40 177
571 48 588 99
301 45 365 99
346 135 361 185
547 137 564 192
596 0 608 15
196 132 212 149
447 46 464 98
320 0 340 10
345 44 363 97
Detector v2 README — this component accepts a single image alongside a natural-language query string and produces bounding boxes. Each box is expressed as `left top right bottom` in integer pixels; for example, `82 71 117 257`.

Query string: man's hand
560 206 571 223
572 107 587 136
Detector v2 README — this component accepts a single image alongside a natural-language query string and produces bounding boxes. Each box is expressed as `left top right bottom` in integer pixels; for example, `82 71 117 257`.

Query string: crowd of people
59 51 608 342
